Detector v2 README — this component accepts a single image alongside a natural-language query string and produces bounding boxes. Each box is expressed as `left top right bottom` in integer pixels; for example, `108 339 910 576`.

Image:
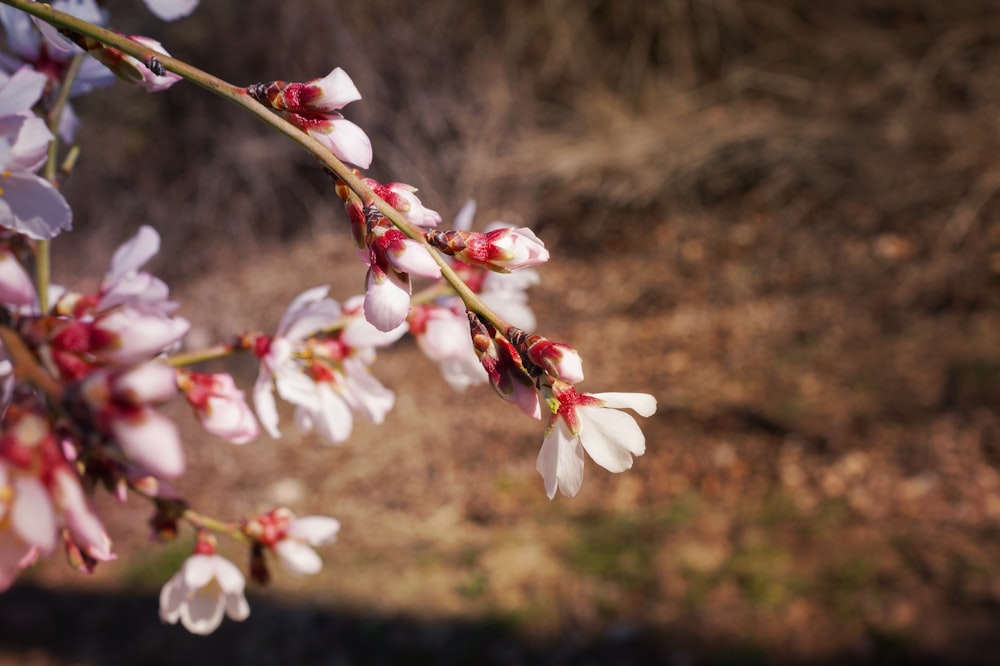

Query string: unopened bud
508 328 584 384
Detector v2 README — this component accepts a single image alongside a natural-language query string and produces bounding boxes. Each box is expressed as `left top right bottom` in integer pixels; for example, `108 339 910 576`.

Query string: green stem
166 342 237 368
182 508 253 546
0 0 510 332
36 54 85 313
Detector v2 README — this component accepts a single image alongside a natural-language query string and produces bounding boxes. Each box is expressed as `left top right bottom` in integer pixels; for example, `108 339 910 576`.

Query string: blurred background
2 0 1000 663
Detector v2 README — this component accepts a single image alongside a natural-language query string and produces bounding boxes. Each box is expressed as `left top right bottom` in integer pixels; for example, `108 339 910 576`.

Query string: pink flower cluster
0 7 658 637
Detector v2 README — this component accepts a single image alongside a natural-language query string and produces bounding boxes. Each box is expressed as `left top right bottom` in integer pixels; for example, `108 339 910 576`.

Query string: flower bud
427 226 548 273
508 328 584 384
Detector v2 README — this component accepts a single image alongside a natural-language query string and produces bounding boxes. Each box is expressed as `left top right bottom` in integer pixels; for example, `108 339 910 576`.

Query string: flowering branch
0 0 657 637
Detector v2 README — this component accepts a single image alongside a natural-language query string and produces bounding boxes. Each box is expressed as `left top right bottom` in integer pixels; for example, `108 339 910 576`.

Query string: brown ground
2 0 1000 664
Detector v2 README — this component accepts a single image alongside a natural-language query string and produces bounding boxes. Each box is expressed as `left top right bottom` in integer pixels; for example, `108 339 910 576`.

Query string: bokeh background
2 0 1000 663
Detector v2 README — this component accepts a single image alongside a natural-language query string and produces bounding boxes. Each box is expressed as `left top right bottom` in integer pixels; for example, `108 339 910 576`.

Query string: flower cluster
0 0 657 637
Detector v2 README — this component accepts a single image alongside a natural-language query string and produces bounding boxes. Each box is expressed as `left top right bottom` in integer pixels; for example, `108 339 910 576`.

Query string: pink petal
11 476 56 553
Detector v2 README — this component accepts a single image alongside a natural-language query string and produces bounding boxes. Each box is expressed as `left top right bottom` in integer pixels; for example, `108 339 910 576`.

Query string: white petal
578 406 645 473
276 285 335 337
274 365 322 412
103 225 160 288
274 539 323 575
317 117 372 169
111 408 185 478
363 265 411 332
287 516 341 545
225 590 250 621
453 199 477 231
590 392 657 417
0 67 45 117
252 369 281 438
180 592 225 635
536 420 585 499
144 0 199 21
341 360 394 424
182 554 215 589
388 239 441 279
311 383 353 444
158 572 187 623
0 172 72 240
211 555 246 594
308 67 362 110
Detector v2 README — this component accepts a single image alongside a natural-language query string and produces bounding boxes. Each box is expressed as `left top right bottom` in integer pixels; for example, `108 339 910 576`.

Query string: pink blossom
180 372 258 445
159 552 250 635
536 384 656 499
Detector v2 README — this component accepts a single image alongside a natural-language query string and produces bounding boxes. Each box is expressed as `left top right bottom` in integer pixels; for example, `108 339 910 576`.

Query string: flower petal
143 0 199 21
11 476 55 553
274 539 323 575
536 419 585 499
577 406 646 473
590 392 657 417
287 516 341 545
252 369 281 438
0 172 72 240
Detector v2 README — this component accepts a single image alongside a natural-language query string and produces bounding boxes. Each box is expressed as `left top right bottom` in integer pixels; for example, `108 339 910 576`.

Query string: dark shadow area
0 583 997 666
